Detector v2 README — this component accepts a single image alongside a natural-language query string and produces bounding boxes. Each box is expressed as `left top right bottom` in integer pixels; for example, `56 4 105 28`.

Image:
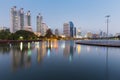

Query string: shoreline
0 40 42 44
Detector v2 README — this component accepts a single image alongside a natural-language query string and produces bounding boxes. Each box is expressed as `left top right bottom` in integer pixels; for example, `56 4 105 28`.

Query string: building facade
63 21 76 37
63 23 70 37
18 8 24 30
69 21 74 37
55 29 59 36
36 13 43 33
74 27 76 37
10 6 19 33
41 23 48 36
24 11 32 31
10 6 32 33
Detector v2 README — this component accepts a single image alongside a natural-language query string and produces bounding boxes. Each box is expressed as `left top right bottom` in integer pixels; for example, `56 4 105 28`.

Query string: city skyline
0 0 120 34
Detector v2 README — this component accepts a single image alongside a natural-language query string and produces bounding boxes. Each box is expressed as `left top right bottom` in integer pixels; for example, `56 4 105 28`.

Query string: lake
0 40 120 80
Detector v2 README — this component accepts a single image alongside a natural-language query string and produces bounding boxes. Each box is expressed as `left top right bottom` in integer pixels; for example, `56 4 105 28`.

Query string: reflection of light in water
96 47 98 51
53 40 58 48
20 42 23 51
47 49 50 57
87 46 91 52
69 55 72 62
51 43 53 48
28 49 32 56
61 43 65 49
28 42 30 49
47 40 50 47
37 54 41 62
10 44 11 48
35 42 39 48
77 45 81 55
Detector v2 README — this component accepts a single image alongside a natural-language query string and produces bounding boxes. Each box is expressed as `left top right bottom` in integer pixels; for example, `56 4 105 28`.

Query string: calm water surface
0 40 120 80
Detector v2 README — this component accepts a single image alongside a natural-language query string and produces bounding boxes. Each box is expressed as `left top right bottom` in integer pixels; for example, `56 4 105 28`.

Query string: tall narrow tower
69 21 74 37
18 8 24 30
10 6 19 33
36 13 43 33
26 11 31 27
25 11 32 31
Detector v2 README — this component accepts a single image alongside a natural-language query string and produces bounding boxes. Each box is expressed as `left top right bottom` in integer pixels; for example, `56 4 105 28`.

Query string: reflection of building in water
63 41 70 57
36 42 47 63
53 40 58 53
63 41 76 61
53 40 58 49
46 40 58 49
87 46 91 52
11 42 33 71
36 40 59 63
46 40 59 57
0 44 10 54
76 45 81 55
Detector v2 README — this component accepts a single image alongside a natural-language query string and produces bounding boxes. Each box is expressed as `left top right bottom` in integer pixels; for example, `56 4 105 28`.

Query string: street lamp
105 15 110 38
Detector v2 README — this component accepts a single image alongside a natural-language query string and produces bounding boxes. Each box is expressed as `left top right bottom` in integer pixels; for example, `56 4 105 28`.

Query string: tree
0 29 11 40
12 30 37 40
45 29 55 38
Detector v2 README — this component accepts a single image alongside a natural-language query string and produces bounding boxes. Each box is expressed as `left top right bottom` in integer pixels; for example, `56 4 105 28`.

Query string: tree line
0 29 62 40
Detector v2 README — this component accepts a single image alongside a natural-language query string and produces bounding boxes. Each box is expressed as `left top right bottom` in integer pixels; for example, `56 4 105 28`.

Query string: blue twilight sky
0 0 120 34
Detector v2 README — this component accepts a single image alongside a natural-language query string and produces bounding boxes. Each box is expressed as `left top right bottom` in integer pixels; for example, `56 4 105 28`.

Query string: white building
24 11 32 31
10 6 19 33
41 23 48 36
18 8 24 30
0 26 8 31
76 28 82 38
10 6 32 33
63 23 70 37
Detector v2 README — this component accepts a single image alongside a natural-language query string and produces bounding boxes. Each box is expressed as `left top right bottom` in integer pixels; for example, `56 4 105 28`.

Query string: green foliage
12 30 37 40
0 30 11 40
0 29 62 40
45 29 55 38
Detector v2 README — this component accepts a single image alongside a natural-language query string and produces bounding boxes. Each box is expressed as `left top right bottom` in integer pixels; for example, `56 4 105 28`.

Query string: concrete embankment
76 40 120 47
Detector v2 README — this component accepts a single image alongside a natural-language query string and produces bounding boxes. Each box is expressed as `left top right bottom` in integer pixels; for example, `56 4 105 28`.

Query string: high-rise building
18 8 24 30
25 11 32 31
63 23 70 37
10 6 19 33
41 23 48 36
73 27 76 37
10 6 32 32
63 21 76 37
69 21 74 37
55 29 59 36
26 11 31 27
0 26 9 31
36 13 43 33
76 28 82 38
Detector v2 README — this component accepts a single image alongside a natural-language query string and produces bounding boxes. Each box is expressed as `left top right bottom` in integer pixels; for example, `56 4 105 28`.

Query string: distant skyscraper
36 13 43 33
26 11 31 27
69 21 74 37
25 11 32 31
76 28 82 38
10 6 19 33
63 23 70 37
18 8 24 30
63 21 75 37
41 23 48 36
74 27 76 37
55 29 59 36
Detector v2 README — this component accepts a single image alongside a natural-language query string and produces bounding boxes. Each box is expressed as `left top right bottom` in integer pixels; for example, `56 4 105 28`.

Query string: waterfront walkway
76 40 120 47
